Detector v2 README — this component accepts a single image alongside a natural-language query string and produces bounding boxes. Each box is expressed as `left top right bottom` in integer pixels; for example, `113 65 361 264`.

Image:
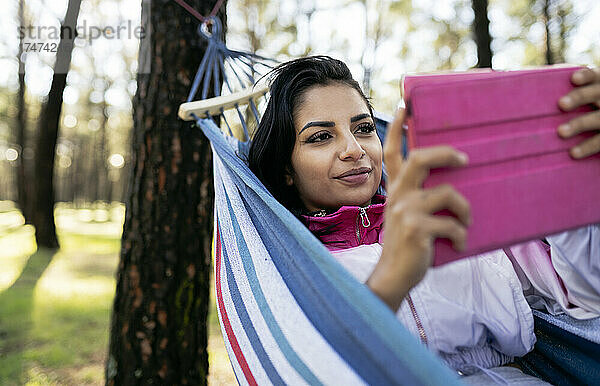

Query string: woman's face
289 84 383 212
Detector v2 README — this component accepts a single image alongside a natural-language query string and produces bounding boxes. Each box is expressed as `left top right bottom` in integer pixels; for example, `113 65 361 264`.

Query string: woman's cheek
296 151 327 184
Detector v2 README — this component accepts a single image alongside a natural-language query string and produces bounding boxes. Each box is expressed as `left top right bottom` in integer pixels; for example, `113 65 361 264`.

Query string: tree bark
106 0 225 384
472 0 493 68
32 0 82 248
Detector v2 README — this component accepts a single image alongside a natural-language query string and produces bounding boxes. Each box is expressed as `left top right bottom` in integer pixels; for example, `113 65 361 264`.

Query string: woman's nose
338 134 366 161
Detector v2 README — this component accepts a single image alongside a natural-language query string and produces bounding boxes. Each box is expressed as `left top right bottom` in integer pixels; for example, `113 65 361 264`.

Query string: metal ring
198 16 222 40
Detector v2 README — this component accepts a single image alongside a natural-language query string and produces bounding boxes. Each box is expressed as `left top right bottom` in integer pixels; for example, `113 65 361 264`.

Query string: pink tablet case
403 66 600 266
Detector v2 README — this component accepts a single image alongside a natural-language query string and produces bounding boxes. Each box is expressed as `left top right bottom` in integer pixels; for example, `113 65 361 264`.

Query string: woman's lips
335 170 371 185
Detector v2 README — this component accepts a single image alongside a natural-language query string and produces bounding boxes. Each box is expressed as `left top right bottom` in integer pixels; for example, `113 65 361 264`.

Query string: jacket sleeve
547 224 600 315
412 250 536 373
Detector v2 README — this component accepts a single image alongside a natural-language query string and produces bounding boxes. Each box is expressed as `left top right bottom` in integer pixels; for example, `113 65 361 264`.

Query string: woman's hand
558 67 600 158
366 109 471 312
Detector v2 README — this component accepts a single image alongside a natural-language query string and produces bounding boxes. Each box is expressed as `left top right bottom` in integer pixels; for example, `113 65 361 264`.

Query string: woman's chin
335 190 378 208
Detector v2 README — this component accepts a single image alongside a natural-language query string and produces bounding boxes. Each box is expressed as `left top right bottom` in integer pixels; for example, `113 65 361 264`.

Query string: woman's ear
285 173 294 186
285 167 294 186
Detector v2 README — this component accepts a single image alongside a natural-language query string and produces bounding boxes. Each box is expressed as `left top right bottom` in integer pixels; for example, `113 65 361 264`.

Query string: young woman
248 56 600 378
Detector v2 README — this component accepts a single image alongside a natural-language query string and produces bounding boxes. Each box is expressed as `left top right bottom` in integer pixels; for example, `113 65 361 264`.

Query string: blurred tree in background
31 0 82 249
472 0 493 67
16 0 29 224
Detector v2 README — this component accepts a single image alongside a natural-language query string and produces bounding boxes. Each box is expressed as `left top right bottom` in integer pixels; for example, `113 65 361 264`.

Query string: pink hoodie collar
300 195 386 251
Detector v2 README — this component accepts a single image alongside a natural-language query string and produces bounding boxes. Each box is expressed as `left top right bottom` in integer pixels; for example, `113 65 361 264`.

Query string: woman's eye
355 123 376 134
307 132 332 143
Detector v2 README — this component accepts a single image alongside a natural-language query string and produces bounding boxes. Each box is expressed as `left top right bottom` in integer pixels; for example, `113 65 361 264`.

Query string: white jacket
331 224 600 373
331 244 535 374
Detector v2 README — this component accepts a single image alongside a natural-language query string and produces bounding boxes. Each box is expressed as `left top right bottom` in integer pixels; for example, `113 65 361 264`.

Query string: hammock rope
178 16 275 145
173 0 226 23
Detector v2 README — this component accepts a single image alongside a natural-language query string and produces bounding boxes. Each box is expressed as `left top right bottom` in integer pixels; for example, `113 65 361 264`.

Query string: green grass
0 204 235 385
0 237 114 385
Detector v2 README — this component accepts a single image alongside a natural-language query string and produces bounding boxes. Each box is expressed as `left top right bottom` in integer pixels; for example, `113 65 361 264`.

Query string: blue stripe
223 192 323 385
220 227 286 385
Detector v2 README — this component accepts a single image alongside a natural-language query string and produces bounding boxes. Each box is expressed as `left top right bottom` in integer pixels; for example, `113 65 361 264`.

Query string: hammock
178 16 462 385
203 115 466 385
179 16 600 385
516 310 600 384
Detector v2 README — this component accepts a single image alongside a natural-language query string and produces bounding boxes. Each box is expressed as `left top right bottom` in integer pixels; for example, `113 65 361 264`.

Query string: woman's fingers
383 108 406 177
558 108 600 159
558 68 600 158
568 133 600 159
421 215 468 251
418 184 472 227
571 67 600 86
401 146 468 190
559 109 600 138
559 68 600 111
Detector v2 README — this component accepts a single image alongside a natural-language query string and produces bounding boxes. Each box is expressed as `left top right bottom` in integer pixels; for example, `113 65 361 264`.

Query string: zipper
406 294 428 345
355 207 371 244
359 207 371 227
313 209 328 217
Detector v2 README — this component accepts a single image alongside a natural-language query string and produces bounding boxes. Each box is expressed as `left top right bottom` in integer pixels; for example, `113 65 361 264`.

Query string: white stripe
216 156 366 386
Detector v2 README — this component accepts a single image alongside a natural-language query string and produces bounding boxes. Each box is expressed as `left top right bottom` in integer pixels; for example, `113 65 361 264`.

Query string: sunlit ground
0 201 235 385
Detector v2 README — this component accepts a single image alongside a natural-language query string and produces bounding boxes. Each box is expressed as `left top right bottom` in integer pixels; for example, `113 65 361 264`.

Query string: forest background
0 0 599 384
1 0 600 202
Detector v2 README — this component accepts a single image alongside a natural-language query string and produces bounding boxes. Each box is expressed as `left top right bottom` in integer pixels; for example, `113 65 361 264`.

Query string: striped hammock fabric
198 117 464 385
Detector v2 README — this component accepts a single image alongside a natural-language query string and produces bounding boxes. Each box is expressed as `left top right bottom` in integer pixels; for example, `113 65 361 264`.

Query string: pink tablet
403 66 600 266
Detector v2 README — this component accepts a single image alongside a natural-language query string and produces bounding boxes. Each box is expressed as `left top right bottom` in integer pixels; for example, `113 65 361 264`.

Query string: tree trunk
106 0 225 384
32 0 82 248
16 0 29 223
472 0 493 68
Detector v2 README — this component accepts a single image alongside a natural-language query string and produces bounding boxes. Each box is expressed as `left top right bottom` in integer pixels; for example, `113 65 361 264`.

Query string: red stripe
215 221 257 386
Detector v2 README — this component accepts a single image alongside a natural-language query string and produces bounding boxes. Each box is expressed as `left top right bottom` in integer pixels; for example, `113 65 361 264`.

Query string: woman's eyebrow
299 113 371 135
299 121 335 134
350 113 371 123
